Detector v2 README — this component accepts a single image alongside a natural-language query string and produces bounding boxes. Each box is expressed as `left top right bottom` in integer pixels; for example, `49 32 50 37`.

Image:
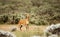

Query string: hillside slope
0 0 60 25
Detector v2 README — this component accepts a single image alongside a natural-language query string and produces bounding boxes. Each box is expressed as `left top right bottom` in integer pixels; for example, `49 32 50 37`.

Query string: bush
15 18 20 24
0 15 8 24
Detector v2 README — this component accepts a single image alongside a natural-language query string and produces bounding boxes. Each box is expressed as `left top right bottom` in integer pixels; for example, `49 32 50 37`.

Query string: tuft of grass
13 25 46 37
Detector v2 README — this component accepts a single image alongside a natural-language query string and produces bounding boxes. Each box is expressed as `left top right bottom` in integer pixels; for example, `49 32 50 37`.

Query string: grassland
0 24 47 37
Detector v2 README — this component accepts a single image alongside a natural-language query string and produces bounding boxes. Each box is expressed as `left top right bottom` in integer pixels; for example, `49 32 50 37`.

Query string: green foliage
0 0 60 25
0 15 8 24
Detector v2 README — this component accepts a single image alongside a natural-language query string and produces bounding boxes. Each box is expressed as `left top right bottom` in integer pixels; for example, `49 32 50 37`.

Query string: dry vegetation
0 24 47 32
0 24 47 37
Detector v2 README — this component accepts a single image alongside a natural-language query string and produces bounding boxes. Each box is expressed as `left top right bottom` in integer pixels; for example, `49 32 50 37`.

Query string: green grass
14 31 30 37
13 30 43 37
12 25 46 37
0 25 46 37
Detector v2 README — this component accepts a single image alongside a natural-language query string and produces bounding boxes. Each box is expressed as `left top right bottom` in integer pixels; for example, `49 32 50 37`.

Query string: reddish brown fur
18 14 29 30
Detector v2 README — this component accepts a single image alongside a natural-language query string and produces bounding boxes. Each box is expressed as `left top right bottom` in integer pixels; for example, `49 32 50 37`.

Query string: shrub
15 18 20 24
0 15 8 24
